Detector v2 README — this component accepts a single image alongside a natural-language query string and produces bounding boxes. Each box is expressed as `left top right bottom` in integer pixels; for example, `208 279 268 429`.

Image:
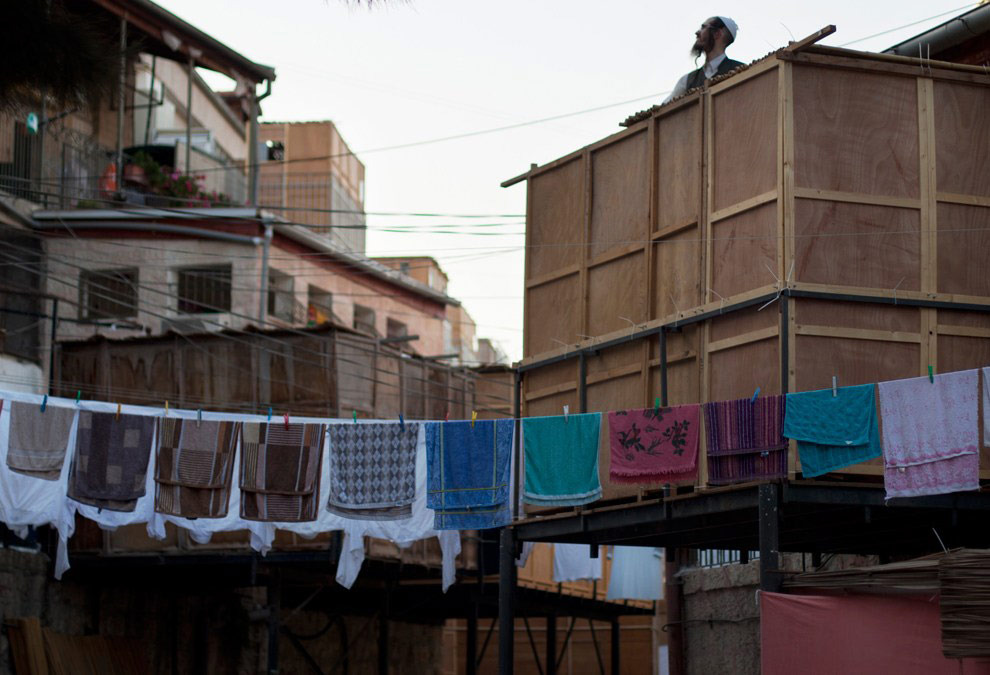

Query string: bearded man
663 17 742 103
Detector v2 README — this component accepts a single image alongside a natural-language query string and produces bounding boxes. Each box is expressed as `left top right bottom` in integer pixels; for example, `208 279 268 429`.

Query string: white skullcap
717 16 738 40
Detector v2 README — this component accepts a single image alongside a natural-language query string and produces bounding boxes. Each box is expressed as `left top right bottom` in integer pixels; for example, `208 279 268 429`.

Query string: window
267 268 295 321
177 265 231 314
265 140 284 161
386 318 408 339
307 285 333 326
80 268 138 319
399 262 410 275
352 304 377 336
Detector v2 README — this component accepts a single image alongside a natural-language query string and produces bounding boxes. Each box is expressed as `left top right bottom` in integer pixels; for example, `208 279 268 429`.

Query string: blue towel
426 420 514 530
783 384 882 478
523 413 602 507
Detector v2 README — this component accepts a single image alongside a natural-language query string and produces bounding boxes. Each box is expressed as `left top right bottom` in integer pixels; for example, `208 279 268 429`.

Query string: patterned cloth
7 401 75 481
705 395 788 485
240 422 325 522
784 384 882 478
327 422 419 521
608 405 700 484
523 413 602 506
154 419 241 518
426 420 514 530
67 411 155 512
879 370 980 499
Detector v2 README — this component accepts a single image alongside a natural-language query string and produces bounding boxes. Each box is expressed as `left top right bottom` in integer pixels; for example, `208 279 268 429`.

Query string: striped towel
7 401 74 481
426 420 514 530
704 395 787 485
68 411 155 512
154 419 241 518
326 422 419 521
240 422 325 522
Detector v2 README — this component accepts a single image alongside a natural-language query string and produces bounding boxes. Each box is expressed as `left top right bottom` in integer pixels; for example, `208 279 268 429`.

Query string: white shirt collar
704 53 727 78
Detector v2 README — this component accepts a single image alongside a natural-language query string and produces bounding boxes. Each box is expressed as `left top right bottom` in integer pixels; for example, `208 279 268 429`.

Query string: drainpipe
248 80 273 205
185 54 194 173
116 15 127 196
258 222 273 324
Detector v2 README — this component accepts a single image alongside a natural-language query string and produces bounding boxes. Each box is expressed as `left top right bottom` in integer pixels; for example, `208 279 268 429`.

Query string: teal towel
523 413 602 506
784 384 882 478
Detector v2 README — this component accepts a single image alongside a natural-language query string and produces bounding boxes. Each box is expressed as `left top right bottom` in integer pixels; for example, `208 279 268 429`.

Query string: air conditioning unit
161 314 232 335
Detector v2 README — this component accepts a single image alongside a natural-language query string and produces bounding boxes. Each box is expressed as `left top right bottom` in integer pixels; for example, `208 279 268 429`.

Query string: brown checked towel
154 419 241 518
68 411 155 512
7 401 75 481
240 422 325 522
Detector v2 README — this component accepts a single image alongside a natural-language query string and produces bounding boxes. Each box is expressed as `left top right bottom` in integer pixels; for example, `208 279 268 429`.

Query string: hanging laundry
426 419 514 530
240 422 325 522
326 422 419 521
522 413 602 506
879 369 979 499
553 543 602 582
607 546 664 601
705 394 788 484
67 411 155 512
784 384 881 478
608 405 700 484
154 419 241 518
7 401 74 481
983 367 989 448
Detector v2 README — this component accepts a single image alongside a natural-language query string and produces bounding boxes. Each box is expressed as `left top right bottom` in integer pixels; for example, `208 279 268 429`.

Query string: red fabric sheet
761 591 990 674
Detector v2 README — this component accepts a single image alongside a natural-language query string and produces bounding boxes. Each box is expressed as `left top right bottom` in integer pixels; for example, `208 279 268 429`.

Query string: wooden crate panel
794 335 919 392
712 70 778 212
934 81 990 198
795 298 920 334
529 158 585 278
709 303 777 343
587 251 647 336
590 131 649 259
526 391 576 418
525 359 576 395
708 337 780 401
937 203 990 297
586 341 643 379
936 335 990 376
654 226 703 318
587 372 645 501
526 274 581 356
793 200 921 290
710 202 777 299
656 103 701 230
793 65 919 198
649 360 700 406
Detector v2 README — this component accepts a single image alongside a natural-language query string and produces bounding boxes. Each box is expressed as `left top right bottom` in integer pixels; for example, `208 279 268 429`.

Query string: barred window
352 304 377 336
80 268 138 319
177 265 231 314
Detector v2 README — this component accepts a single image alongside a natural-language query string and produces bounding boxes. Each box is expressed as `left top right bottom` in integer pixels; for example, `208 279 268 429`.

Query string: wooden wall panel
587 372 644 500
654 228 702 318
708 338 779 402
937 336 990 375
710 202 777 298
587 252 646 336
793 200 921 290
934 81 990 198
794 336 919 392
712 71 778 212
525 359 576 394
586 342 643 379
526 391 576 419
525 274 581 356
589 132 649 259
709 304 777 342
656 104 702 230
795 299 920 334
528 158 585 278
793 66 919 198
937 203 990 297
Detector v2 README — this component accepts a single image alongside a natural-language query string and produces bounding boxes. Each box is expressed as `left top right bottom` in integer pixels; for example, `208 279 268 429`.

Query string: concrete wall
0 357 44 394
0 548 444 675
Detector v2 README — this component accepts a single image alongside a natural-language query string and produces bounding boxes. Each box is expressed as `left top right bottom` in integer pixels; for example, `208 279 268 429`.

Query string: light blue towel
783 384 882 478
607 546 664 601
523 413 602 507
426 420 514 530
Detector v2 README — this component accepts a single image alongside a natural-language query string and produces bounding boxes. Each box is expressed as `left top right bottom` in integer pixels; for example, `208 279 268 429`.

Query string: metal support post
610 619 620 675
498 527 516 675
466 603 478 675
378 586 390 675
578 352 587 413
116 16 127 196
759 482 782 592
185 55 194 174
664 549 684 675
266 569 281 675
545 614 556 675
659 328 668 406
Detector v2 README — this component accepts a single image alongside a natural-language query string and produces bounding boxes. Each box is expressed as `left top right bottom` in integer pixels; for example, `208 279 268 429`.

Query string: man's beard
691 32 714 62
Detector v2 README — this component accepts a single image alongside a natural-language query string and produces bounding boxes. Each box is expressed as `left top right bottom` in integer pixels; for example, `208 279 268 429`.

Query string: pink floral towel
878 369 980 499
608 404 700 484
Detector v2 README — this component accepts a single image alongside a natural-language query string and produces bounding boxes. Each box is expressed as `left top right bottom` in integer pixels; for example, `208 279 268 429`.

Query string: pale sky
158 0 976 362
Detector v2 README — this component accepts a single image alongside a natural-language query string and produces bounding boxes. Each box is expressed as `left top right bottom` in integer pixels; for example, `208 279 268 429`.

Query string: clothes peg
267 407 273 422
751 387 761 404
353 410 357 424
832 376 838 398
471 411 478 428
928 365 934 383
399 413 405 431
563 404 569 422
40 394 47 413
75 390 81 405
116 402 121 420
445 409 449 422
654 396 661 414
197 409 202 428
164 400 169 416
284 412 290 431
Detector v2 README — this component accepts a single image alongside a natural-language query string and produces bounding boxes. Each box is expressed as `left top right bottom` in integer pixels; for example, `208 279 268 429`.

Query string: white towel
607 546 664 601
553 543 602 582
